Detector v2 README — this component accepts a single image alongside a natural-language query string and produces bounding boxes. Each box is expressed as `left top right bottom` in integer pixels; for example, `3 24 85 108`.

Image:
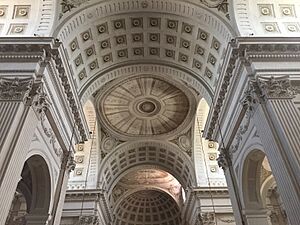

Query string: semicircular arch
98 140 196 192
241 149 266 209
21 155 51 214
112 186 179 214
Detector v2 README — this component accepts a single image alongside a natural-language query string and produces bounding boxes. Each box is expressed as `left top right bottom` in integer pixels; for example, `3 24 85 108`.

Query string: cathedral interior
0 0 300 225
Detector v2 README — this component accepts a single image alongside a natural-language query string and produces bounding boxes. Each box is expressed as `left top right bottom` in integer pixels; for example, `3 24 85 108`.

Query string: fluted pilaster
249 76 300 225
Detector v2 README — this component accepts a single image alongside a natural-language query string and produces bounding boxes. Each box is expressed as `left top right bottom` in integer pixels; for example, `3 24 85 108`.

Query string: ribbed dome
114 190 181 225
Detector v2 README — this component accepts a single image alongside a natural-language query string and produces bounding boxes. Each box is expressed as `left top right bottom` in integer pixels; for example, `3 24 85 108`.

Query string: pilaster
0 77 43 225
247 76 300 225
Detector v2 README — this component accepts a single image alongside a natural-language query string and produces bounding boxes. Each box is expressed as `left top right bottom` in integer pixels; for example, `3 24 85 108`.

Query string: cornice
204 37 300 140
0 37 88 141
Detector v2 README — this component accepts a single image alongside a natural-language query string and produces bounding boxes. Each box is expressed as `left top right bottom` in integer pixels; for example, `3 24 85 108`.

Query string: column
0 77 42 225
250 76 300 225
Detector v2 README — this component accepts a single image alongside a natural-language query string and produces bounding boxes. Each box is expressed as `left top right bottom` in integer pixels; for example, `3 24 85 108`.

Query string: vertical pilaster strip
0 102 20 163
251 76 300 225
253 105 300 225
0 107 38 225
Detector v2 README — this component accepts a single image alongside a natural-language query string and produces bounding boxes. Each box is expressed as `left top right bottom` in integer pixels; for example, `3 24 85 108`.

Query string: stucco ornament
257 76 295 99
78 215 99 225
0 77 33 101
200 0 226 8
61 0 90 13
200 0 229 17
217 148 229 170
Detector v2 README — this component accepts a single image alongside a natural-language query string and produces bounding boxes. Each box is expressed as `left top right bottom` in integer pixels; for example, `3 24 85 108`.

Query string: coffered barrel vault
2 1 299 225
54 0 234 101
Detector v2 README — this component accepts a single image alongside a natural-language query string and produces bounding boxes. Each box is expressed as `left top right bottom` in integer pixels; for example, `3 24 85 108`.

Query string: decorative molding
217 148 229 170
0 38 88 141
65 152 76 172
205 38 300 140
34 86 64 158
50 42 88 141
32 85 51 117
229 80 258 156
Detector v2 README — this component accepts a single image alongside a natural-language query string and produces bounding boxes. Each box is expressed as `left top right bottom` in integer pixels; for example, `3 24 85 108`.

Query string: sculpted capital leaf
0 77 33 101
257 76 295 99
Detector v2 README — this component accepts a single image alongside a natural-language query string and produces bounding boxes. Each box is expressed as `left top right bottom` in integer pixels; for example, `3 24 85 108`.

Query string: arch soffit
26 148 56 196
238 142 265 178
54 0 234 101
108 164 182 197
98 140 197 191
260 175 276 208
25 155 52 213
241 148 266 209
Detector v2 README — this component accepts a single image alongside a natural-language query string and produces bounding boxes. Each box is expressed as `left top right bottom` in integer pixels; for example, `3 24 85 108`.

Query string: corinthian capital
257 76 295 99
0 77 33 101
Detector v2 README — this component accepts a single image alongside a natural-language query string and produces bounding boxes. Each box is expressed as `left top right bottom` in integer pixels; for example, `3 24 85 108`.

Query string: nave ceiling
1 0 300 224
